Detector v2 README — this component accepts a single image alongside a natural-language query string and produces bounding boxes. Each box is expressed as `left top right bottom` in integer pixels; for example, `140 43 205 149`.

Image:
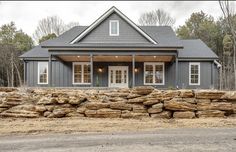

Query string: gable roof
178 39 218 59
70 6 157 44
41 26 183 48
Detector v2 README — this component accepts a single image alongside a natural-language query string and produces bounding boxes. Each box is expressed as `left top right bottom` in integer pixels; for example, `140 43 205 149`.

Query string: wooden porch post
132 54 135 88
90 54 93 87
175 55 179 89
49 54 52 87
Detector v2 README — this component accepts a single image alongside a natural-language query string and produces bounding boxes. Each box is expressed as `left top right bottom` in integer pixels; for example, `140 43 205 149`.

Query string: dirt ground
0 117 235 136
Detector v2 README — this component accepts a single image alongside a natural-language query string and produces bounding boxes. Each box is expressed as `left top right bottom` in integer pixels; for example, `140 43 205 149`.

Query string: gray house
20 6 220 89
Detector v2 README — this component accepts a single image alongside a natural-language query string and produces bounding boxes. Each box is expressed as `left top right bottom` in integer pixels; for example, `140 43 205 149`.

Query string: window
189 62 200 85
38 62 48 84
73 62 91 84
109 20 119 36
144 62 164 85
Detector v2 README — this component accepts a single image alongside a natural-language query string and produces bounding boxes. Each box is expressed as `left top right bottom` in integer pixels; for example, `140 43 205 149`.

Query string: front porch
44 51 179 88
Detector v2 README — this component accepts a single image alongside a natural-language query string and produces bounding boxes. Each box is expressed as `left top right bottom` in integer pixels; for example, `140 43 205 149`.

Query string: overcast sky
0 1 233 37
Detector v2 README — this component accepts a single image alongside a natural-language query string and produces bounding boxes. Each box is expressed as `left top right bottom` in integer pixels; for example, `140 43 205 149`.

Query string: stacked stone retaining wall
0 87 236 119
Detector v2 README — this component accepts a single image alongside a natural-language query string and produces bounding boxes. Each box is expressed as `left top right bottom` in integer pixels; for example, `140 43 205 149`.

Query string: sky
0 1 233 37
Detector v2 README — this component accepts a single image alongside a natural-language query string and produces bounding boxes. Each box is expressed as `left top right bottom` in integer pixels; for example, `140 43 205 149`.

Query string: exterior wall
177 61 216 89
79 13 150 43
25 60 218 89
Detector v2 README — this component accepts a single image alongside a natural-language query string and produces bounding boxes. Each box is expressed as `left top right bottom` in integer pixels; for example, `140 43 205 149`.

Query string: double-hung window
38 62 48 84
109 20 119 36
73 62 91 84
144 62 164 85
189 62 200 85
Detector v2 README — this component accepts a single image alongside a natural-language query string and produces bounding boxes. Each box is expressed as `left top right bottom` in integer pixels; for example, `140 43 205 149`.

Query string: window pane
190 64 199 84
83 64 91 83
110 70 113 83
116 70 122 83
124 70 127 83
145 65 153 83
155 65 163 83
110 21 118 35
74 64 82 83
38 62 48 83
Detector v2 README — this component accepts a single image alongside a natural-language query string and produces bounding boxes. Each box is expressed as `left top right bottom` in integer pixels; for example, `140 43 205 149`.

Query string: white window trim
109 20 119 36
144 62 165 85
72 62 91 85
37 62 48 85
189 62 200 85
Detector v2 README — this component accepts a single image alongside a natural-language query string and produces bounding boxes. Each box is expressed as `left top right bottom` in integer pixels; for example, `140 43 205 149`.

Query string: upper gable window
109 20 119 36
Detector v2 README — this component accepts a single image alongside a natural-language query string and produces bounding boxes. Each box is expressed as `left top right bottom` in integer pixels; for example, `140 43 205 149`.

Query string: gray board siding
78 13 151 44
25 60 217 89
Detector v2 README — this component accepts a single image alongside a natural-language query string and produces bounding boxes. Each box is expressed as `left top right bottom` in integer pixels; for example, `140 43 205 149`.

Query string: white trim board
143 62 165 85
109 20 119 36
72 62 91 85
70 6 157 44
189 62 200 85
37 62 48 85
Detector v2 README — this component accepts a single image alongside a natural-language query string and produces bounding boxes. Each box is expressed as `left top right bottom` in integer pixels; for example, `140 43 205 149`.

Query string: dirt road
0 128 235 152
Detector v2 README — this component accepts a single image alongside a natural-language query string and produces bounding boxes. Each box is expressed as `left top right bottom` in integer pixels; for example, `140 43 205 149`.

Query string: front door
108 66 129 88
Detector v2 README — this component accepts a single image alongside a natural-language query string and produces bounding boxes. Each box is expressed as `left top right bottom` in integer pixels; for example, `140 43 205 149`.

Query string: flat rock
77 107 87 114
121 111 149 119
195 90 225 99
221 91 236 100
173 111 195 119
148 103 163 114
127 97 146 103
132 104 147 113
164 99 197 111
132 86 154 95
84 110 97 117
196 110 225 118
150 111 172 119
96 108 121 118
110 102 132 110
179 90 194 98
143 99 161 106
86 102 110 110
37 97 57 105
197 102 233 111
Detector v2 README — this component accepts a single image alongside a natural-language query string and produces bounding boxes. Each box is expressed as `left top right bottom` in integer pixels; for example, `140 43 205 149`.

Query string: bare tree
219 0 236 90
139 9 175 26
33 16 79 43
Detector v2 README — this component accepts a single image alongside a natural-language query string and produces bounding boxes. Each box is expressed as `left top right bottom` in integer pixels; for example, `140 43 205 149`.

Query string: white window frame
144 62 165 85
189 62 200 85
38 62 48 85
72 62 91 85
109 20 119 36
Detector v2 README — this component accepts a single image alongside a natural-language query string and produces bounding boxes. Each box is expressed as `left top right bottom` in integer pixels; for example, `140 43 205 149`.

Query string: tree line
0 0 235 90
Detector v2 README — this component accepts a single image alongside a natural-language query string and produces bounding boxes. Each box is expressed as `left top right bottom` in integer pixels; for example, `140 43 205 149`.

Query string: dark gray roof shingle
40 26 183 48
178 39 218 59
20 26 218 59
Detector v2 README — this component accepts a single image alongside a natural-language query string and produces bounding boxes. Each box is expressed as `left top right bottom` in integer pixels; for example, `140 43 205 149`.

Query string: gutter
214 60 222 68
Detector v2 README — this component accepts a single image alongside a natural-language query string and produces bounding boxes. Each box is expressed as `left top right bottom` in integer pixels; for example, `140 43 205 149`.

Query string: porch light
77 56 80 58
134 68 138 72
154 56 156 58
98 68 103 73
115 56 118 58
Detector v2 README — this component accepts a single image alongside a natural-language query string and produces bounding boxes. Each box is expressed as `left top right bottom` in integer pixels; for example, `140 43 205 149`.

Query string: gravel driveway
0 128 235 152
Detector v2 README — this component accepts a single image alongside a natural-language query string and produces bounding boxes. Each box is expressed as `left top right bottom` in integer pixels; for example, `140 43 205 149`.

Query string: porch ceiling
57 55 174 62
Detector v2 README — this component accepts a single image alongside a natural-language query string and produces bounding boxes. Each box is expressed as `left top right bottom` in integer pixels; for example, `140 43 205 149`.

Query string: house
20 6 220 89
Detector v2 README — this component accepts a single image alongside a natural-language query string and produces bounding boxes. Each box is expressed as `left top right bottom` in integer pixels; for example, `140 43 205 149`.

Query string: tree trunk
13 62 22 87
11 52 14 87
